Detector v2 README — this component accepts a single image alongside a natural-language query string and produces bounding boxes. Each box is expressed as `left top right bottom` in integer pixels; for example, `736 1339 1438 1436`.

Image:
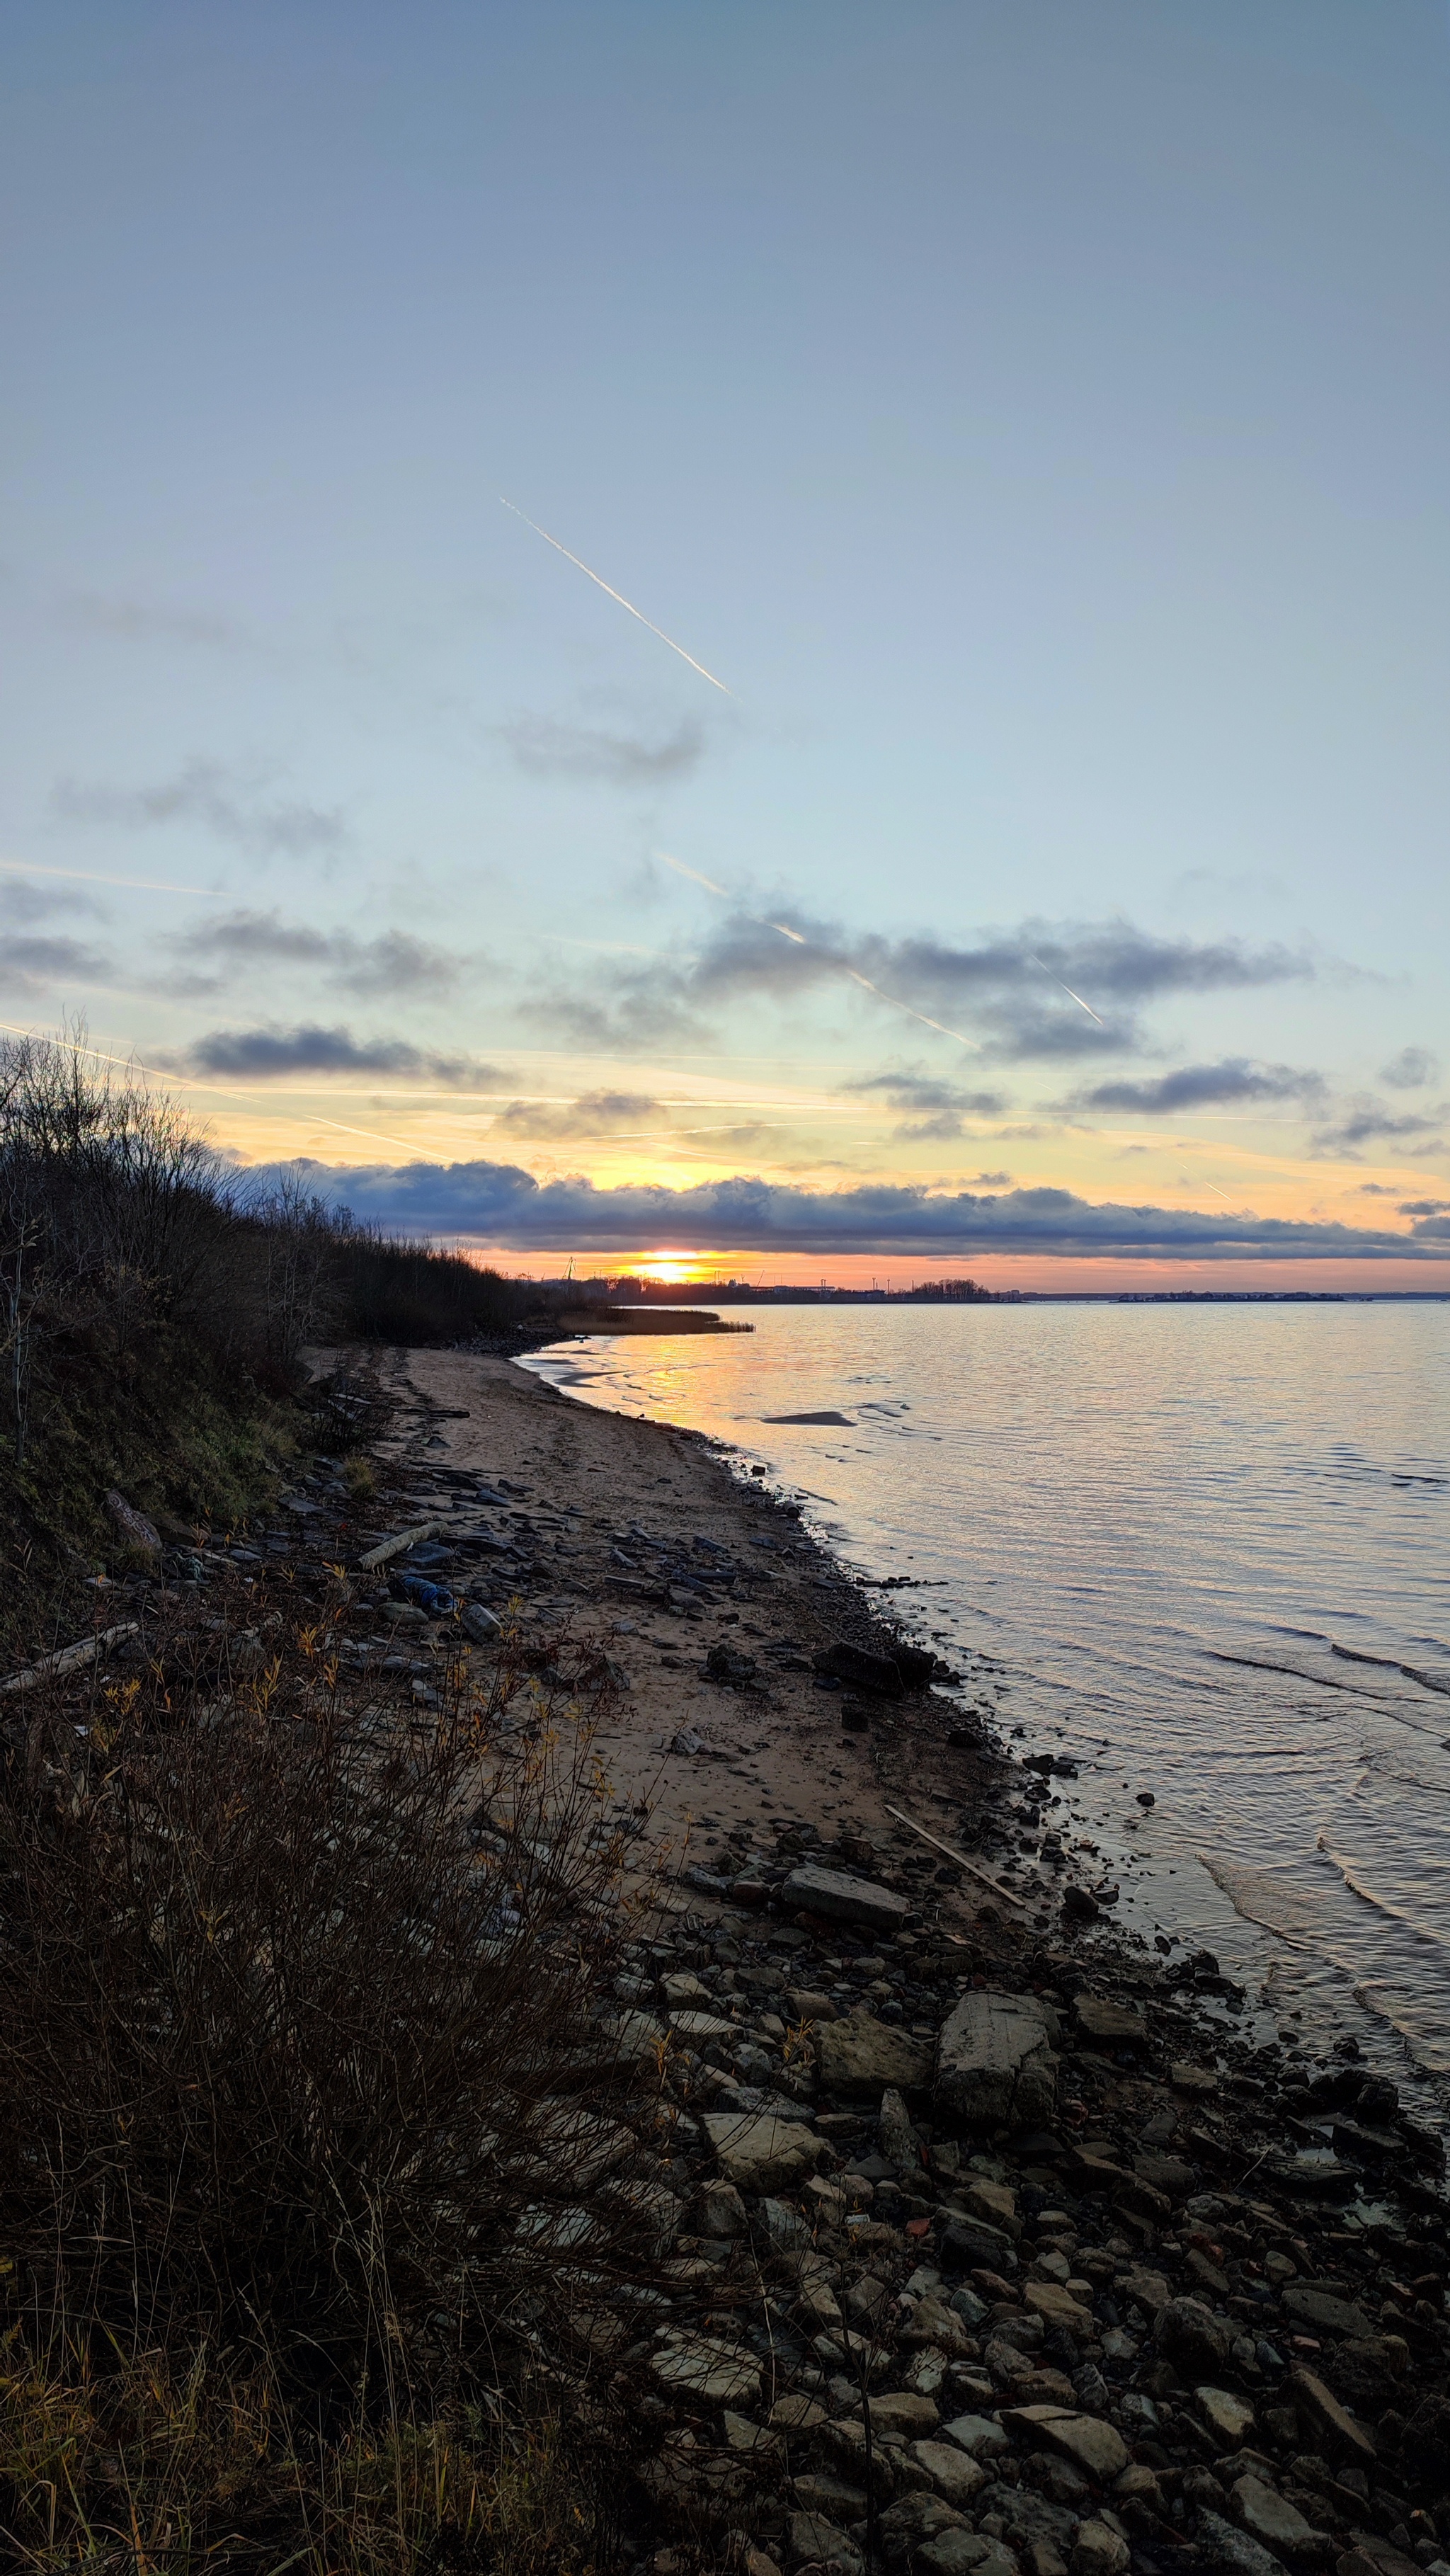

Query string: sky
2 0 1448 1289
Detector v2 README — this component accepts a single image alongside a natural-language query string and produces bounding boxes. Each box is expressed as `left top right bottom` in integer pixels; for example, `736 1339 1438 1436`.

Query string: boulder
878 2490 970 2562
937 1990 1058 2128
697 2178 748 2236
818 2007 932 2095
650 2330 761 2406
1024 2282 1094 2337
1197 2507 1291 2576
940 2213 1020 2275
1288 2366 1376 2469
901 2295 978 2359
1075 1995 1147 2045
942 2412 1011 2460
1073 2524 1131 2576
785 2512 864 2573
912 2440 989 2509
780 1862 912 1933
1155 2296 1232 2381
1281 2285 1374 2341
920 2543 1020 2576
867 2391 941 2439
1001 2406 1129 2482
702 2111 826 2194
1231 2477 1328 2555
1197 2388 1257 2448
812 1639 905 1697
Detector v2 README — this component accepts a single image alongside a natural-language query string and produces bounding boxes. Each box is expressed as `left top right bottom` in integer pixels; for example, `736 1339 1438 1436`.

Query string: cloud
171 1024 505 1085
536 906 1312 1061
845 1067 1013 1141
489 1090 664 1141
1398 1199 1450 1217
498 713 704 782
1381 1046 1442 1091
1068 1059 1325 1115
0 934 113 993
0 874 103 926
257 1156 1450 1263
171 910 462 997
57 592 249 650
1311 1095 1449 1153
54 758 346 856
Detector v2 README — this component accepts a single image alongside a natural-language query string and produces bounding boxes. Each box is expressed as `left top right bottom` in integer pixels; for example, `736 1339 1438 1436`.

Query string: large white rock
780 1861 911 1932
936 1990 1058 2128
702 2110 826 2193
818 2007 933 2097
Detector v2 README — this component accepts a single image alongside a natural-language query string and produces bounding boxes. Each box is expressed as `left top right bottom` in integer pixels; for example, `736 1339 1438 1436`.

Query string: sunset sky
3 2 1448 1289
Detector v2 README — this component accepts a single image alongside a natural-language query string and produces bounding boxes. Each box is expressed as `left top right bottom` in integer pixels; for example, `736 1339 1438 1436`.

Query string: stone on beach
779 1860 911 1932
1001 2405 1129 2482
936 1989 1059 2128
816 2006 933 2095
702 2110 826 2193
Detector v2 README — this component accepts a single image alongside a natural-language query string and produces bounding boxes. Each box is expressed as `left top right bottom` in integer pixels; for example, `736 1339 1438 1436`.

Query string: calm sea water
520 1303 1450 2099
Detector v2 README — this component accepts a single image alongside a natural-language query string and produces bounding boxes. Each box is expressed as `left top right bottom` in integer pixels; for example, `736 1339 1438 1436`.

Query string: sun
622 1254 700 1287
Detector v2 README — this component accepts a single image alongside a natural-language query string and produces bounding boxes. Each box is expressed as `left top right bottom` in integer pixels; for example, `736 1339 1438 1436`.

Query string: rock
1072 2524 1131 2576
919 2543 1020 2576
1198 2388 1258 2448
780 1862 912 1934
706 1641 760 1686
669 2008 738 2042
607 2009 668 2069
792 2470 869 2524
771 2392 829 2432
724 2409 780 2454
1281 2286 1374 2341
744 2550 784 2576
937 1990 1059 2129
105 1489 161 1555
878 2490 970 2563
1134 2152 1196 2199
867 2392 942 2440
1155 2297 1233 2380
760 2196 814 2250
703 2111 826 2194
912 2440 989 2508
1074 1995 1147 2045
902 2296 978 2359
942 2411 1010 2461
1002 2407 1129 2483
813 1639 905 1698
1062 1886 1100 1925
954 2174 1014 2231
697 2178 748 2236
785 2512 864 2573
818 2007 933 2095
1288 2366 1376 2469
1172 2061 1219 2094
881 2085 918 2167
1231 2477 1328 2555
1118 2266 1170 2315
461 1600 501 1643
1024 2283 1094 2337
1197 2505 1291 2576
650 2331 761 2406
940 2213 1020 2274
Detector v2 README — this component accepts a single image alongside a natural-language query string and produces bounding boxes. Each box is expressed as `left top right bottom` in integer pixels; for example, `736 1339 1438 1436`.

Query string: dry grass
0 1573 680 2571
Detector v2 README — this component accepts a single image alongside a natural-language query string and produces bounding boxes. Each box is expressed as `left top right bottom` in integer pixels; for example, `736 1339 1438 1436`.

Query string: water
520 1302 1450 2102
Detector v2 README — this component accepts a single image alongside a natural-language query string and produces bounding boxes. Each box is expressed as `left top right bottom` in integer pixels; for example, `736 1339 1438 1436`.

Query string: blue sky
3 2 1447 1282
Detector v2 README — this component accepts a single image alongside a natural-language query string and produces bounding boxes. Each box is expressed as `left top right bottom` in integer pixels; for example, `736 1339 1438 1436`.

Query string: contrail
1026 951 1104 1025
0 857 212 896
657 850 981 1050
500 498 733 695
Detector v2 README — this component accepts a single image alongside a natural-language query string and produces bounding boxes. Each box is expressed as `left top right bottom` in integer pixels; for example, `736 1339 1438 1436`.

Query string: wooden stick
0 1622 139 1697
357 1520 443 1572
884 1802 1032 1920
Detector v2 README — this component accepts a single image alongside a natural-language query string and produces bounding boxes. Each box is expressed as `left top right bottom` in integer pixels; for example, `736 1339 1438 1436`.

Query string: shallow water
520 1303 1450 2099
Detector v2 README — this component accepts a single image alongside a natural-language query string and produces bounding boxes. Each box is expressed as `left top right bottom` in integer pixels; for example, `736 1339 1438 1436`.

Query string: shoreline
396 1343 1450 2576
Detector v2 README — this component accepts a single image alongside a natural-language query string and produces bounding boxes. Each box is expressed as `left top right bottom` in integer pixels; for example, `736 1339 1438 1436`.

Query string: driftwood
356 1520 443 1573
0 1622 139 1698
884 1801 1031 1920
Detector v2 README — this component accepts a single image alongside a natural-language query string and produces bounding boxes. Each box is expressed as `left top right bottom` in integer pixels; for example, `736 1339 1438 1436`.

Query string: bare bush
0 1581 674 2567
